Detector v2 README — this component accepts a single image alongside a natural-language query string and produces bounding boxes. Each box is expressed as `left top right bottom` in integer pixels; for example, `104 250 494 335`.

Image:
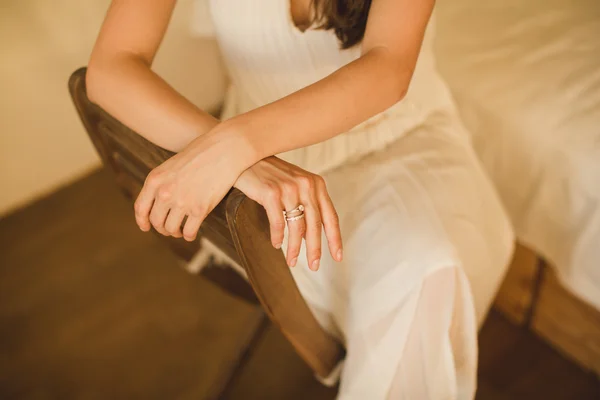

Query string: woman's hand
134 131 252 242
234 156 343 271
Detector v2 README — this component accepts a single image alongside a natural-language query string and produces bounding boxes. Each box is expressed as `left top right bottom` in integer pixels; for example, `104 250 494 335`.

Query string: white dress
196 1 515 398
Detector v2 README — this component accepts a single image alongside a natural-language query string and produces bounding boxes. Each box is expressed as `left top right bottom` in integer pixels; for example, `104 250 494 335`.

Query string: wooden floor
1 168 598 399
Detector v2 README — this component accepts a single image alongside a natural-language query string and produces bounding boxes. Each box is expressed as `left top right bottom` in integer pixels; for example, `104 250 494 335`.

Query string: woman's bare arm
87 0 218 152
93 0 433 264
131 0 435 247
214 0 435 161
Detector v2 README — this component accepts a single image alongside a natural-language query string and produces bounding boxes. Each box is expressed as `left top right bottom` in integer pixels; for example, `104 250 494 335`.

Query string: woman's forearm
216 47 412 162
86 55 218 152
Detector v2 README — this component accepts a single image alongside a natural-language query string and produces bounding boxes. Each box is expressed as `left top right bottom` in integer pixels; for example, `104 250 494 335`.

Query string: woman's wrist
186 118 260 177
212 118 261 168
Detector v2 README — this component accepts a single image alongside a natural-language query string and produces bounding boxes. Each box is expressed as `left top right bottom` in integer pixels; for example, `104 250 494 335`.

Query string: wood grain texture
532 268 600 375
478 310 600 400
0 170 266 400
494 241 600 376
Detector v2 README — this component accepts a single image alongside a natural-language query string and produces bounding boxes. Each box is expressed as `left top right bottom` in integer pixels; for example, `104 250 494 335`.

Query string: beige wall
0 0 227 217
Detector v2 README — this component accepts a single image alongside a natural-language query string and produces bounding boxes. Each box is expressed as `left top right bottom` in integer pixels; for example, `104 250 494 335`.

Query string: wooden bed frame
494 243 600 375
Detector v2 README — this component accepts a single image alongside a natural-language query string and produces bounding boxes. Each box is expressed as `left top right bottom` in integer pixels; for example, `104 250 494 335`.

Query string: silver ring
284 204 305 222
286 214 305 222
284 204 304 217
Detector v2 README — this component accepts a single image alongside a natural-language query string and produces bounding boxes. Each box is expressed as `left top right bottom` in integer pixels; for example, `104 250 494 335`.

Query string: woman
87 0 514 398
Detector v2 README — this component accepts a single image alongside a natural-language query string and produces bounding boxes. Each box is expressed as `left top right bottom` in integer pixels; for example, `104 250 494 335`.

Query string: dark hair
312 0 373 49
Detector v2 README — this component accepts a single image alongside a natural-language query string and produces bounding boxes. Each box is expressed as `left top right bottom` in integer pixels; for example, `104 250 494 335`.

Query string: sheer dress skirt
285 113 514 399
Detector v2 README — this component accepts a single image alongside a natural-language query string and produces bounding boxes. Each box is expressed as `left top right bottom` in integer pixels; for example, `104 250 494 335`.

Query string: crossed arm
87 0 434 270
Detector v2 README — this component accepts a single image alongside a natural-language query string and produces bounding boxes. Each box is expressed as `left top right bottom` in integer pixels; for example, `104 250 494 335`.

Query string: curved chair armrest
226 189 344 377
68 67 344 378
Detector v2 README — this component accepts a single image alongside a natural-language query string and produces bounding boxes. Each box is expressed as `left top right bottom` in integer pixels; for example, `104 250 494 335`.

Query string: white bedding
434 0 600 310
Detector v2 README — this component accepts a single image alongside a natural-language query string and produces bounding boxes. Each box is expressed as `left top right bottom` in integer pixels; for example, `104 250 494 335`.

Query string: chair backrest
68 67 344 378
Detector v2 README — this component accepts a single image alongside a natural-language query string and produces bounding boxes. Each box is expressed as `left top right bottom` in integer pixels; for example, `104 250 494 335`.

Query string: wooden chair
69 67 344 398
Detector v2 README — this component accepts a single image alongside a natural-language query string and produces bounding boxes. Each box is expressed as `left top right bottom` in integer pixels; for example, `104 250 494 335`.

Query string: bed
434 0 600 373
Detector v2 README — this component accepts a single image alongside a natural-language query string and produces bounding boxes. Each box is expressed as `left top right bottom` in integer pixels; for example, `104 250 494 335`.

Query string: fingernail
289 257 297 267
311 259 320 271
274 243 282 249
336 249 343 261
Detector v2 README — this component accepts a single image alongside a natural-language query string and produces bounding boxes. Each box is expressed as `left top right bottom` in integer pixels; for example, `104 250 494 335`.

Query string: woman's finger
299 176 323 271
149 200 170 236
316 179 343 262
285 215 306 267
134 184 157 232
262 187 286 249
164 207 185 238
302 193 322 271
283 185 304 267
182 215 202 242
